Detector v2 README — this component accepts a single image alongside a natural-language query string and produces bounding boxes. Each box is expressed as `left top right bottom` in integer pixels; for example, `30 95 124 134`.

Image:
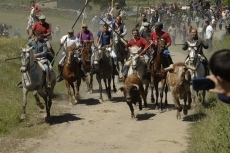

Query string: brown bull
119 74 147 118
165 62 195 119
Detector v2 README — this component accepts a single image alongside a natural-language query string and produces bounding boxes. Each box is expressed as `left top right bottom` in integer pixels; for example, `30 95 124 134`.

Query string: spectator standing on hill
205 20 214 51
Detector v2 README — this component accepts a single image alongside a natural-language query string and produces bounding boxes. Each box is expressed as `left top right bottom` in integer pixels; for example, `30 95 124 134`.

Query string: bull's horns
132 84 139 90
164 64 174 71
185 65 196 71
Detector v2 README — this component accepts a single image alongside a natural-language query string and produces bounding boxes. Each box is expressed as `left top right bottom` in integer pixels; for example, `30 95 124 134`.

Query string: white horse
20 46 56 121
127 46 150 100
185 41 206 103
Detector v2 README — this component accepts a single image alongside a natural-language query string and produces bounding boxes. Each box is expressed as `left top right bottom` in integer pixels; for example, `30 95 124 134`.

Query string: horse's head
157 37 166 53
187 41 198 66
20 46 34 72
93 46 103 66
128 46 142 70
65 46 77 66
81 42 92 61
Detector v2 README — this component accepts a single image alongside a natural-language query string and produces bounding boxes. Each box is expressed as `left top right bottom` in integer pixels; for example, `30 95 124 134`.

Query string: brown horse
150 37 169 111
81 42 93 93
62 46 81 105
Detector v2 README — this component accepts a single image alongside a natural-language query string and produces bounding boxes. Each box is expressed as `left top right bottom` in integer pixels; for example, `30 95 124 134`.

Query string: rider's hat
82 23 88 28
154 22 163 29
38 15 46 20
142 22 149 27
67 28 74 33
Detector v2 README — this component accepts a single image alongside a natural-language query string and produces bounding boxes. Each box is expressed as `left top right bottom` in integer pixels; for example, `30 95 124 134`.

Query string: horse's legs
187 90 192 110
108 77 112 100
21 88 29 120
112 75 117 93
164 84 168 106
150 83 155 103
143 83 149 108
159 80 166 111
155 82 159 110
202 90 206 104
97 76 103 101
89 73 93 92
183 93 188 115
64 80 73 104
172 96 182 119
33 90 45 109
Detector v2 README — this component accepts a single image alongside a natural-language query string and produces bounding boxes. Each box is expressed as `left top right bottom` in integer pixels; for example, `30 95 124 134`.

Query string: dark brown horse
62 46 81 105
93 46 114 102
81 42 93 93
150 37 169 111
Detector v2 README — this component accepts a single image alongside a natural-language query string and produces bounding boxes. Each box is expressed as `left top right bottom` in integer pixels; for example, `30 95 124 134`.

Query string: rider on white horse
182 28 209 75
28 30 52 88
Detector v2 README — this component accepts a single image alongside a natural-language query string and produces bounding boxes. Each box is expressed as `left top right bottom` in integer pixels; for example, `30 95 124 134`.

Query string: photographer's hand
206 75 230 97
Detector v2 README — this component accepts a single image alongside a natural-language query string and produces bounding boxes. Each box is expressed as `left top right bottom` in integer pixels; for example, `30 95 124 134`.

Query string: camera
192 78 215 90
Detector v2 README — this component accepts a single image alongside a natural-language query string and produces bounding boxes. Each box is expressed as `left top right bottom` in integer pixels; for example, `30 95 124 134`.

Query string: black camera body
192 78 215 90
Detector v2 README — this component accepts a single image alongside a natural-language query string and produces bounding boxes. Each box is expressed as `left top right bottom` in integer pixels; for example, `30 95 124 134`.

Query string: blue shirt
97 30 113 47
28 38 48 58
218 94 230 104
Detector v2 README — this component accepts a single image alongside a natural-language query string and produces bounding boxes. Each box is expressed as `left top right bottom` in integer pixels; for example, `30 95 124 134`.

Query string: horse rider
29 15 55 61
94 24 118 74
112 16 127 44
109 3 122 19
139 22 151 42
182 28 209 75
29 30 52 88
56 28 86 82
148 22 173 70
135 13 148 31
76 23 94 75
29 1 41 16
122 28 149 78
76 23 94 49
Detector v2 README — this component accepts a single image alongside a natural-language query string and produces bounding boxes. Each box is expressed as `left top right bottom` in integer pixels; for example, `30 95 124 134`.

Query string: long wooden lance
51 0 90 65
99 17 128 44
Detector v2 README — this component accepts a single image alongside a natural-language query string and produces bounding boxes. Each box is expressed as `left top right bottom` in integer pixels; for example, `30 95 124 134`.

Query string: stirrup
56 75 63 82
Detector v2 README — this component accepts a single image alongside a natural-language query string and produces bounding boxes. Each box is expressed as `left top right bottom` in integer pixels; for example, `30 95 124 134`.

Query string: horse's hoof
37 103 45 109
68 102 73 106
113 88 117 93
155 106 159 110
183 107 188 115
20 114 26 121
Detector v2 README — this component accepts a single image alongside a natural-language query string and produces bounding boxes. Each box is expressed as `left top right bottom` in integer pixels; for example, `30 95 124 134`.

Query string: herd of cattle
119 62 195 119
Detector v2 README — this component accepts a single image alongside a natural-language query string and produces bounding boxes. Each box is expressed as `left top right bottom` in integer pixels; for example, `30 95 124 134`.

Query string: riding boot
112 58 119 75
202 60 210 76
168 55 173 64
80 63 87 78
147 54 154 71
46 72 51 88
17 81 23 88
56 65 63 82
113 64 119 75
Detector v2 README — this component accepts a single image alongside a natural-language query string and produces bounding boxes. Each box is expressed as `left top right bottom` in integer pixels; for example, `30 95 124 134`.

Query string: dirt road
12 46 194 153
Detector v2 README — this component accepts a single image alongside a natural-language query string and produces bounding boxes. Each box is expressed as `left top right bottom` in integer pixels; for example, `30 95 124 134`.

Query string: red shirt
150 31 171 50
128 37 149 50
32 22 51 37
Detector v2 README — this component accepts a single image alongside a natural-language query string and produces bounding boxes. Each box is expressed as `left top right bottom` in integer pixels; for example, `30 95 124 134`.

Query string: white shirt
60 35 80 51
206 25 213 39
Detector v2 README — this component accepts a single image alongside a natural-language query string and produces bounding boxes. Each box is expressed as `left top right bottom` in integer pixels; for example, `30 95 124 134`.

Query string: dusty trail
13 46 194 153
